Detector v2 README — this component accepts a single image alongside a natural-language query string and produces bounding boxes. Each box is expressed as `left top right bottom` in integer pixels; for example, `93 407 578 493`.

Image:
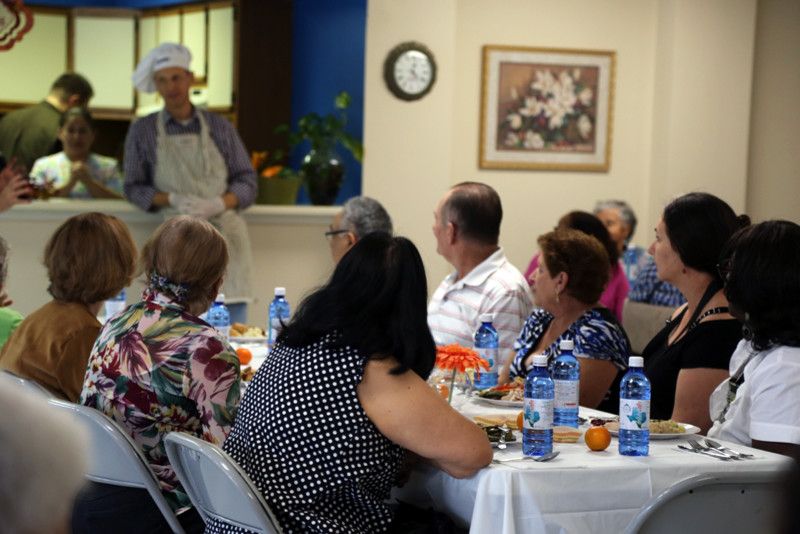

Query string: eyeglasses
717 259 733 283
324 229 349 240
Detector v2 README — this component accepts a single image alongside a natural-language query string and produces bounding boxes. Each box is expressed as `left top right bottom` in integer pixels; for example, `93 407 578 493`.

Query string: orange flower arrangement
250 150 295 179
435 344 489 404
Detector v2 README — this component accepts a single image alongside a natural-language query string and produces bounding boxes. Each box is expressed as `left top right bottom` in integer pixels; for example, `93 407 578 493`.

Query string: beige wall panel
158 13 181 44
746 0 800 224
137 15 160 112
0 14 68 103
183 10 207 79
207 6 234 108
73 16 135 109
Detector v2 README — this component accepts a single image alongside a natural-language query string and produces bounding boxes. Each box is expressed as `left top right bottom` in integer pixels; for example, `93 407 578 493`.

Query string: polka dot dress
205 333 405 533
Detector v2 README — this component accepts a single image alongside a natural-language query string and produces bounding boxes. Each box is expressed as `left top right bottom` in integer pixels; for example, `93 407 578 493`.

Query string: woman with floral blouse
73 216 241 534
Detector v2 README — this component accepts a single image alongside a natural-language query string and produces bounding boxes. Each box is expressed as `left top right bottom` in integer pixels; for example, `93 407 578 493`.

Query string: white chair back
164 432 282 533
621 299 675 355
47 399 185 534
624 471 784 534
1 369 53 397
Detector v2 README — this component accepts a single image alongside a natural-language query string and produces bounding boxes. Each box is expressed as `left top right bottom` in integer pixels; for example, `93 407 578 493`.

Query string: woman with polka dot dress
206 233 492 533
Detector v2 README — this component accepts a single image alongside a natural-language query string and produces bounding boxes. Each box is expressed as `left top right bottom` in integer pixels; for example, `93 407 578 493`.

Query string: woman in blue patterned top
501 229 631 413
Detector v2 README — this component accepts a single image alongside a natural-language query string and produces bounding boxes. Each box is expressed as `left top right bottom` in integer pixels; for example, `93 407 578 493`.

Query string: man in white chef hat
123 43 255 322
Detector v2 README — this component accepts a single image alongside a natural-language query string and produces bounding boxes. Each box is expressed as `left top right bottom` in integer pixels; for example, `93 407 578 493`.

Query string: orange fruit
236 347 253 365
436 383 450 400
584 425 611 451
516 411 524 431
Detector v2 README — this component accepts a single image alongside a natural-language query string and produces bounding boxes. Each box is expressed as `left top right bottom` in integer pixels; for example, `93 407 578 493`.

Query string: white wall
364 0 758 294
746 0 800 223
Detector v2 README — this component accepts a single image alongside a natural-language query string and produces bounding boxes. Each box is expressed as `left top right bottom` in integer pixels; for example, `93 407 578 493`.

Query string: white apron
154 110 253 301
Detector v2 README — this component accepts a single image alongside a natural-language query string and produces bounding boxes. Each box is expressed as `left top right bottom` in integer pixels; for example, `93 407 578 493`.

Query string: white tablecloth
394 394 794 534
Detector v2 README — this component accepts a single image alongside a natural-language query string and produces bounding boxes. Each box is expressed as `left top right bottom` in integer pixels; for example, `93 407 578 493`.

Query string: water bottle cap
629 356 644 367
532 354 548 367
479 313 494 323
274 287 286 296
215 293 225 303
559 339 574 350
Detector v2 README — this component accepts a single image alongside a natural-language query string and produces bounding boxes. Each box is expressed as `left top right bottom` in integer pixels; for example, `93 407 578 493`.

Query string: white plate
608 422 701 440
231 336 267 344
475 397 524 408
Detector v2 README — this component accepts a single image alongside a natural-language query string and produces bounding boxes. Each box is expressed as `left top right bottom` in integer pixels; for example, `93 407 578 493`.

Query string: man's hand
0 290 12 307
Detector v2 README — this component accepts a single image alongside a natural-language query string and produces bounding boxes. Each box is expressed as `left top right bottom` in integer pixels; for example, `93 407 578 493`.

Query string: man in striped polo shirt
427 182 532 356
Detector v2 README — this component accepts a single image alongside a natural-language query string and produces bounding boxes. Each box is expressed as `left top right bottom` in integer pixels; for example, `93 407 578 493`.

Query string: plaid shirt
628 257 686 308
123 108 257 211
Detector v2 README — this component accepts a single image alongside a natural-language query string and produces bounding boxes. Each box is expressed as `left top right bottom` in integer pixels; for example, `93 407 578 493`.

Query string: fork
677 442 732 460
686 438 738 460
704 438 755 459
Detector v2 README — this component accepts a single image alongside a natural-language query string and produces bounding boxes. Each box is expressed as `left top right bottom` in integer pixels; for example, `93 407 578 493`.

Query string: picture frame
479 45 616 172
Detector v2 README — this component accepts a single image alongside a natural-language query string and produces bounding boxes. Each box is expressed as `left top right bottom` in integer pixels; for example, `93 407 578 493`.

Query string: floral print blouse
80 288 241 511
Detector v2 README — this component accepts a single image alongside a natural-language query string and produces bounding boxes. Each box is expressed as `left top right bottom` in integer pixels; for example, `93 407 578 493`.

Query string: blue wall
290 0 365 204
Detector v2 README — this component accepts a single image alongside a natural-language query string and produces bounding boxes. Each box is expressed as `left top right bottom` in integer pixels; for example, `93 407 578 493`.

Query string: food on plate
236 347 253 365
435 382 450 400
604 419 686 434
584 424 612 451
516 411 524 431
473 414 521 430
553 426 581 443
241 366 255 382
230 322 265 338
480 425 515 444
476 377 525 401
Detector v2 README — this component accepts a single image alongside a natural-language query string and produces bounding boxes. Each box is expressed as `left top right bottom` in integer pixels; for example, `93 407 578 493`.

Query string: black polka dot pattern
205 333 405 533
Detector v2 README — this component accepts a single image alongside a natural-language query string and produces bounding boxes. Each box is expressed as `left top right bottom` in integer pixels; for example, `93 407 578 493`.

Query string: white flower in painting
558 70 574 93
531 69 556 95
578 114 593 139
519 96 543 117
510 86 519 100
524 130 545 149
573 68 581 81
507 113 523 130
579 87 593 106
504 132 519 147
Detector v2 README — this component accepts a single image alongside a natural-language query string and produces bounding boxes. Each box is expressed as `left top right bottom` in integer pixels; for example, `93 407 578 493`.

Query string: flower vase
301 145 344 205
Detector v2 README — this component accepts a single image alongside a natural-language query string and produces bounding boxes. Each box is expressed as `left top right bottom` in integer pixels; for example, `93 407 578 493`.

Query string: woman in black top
642 193 749 433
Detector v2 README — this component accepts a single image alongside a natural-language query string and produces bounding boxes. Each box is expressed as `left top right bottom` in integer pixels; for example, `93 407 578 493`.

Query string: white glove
167 192 194 214
183 195 226 219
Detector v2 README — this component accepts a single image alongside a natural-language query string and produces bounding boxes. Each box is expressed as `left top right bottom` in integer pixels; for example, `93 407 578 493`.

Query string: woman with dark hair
0 212 136 401
502 229 631 412
30 107 123 199
75 216 240 533
707 221 800 456
642 192 750 433
206 233 492 534
524 210 629 321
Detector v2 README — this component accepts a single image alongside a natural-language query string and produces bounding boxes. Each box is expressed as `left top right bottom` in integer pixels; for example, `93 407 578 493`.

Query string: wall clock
383 41 437 101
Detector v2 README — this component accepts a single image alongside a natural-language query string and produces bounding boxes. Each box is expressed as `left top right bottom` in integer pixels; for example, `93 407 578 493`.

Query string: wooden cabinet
0 10 68 105
72 9 136 113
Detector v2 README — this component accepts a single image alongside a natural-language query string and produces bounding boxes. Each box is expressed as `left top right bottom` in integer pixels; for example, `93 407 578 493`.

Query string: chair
1 369 53 397
624 471 785 534
164 432 282 533
621 299 675 355
47 399 185 534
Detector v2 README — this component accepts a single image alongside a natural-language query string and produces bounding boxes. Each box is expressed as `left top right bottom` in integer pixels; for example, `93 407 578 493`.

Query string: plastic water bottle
207 293 231 340
473 314 500 390
619 356 651 456
268 287 291 347
623 244 640 284
103 289 127 323
523 354 554 457
552 339 580 428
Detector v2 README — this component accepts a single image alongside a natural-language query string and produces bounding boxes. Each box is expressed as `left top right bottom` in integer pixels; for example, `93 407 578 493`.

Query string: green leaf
335 91 351 110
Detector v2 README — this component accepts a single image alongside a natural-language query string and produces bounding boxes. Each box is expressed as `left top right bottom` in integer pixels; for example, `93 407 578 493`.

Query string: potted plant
251 151 302 205
275 91 363 205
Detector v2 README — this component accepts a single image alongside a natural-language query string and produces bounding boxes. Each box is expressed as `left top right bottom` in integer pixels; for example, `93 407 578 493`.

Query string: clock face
384 42 437 101
393 50 433 96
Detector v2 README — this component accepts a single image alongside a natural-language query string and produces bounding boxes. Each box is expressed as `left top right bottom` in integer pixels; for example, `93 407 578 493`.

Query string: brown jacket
0 300 101 401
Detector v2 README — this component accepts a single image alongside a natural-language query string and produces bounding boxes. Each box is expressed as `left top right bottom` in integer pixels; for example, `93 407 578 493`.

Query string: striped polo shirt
427 248 533 351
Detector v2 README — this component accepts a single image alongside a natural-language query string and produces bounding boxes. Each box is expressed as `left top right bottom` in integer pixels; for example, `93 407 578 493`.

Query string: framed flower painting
479 45 616 172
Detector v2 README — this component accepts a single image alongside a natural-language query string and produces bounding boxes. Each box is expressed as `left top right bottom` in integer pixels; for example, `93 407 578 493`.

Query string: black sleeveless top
642 282 741 420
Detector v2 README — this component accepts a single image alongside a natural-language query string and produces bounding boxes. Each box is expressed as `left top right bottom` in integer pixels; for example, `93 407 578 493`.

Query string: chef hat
132 42 192 93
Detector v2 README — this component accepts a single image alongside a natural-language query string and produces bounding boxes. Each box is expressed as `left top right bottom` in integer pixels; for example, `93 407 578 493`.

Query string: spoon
533 450 560 462
704 438 754 459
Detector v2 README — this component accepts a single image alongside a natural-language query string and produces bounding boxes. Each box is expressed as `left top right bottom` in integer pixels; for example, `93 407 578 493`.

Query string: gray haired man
325 196 393 263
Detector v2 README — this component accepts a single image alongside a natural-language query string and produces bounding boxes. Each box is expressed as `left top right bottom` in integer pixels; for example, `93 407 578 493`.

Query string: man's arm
208 114 257 210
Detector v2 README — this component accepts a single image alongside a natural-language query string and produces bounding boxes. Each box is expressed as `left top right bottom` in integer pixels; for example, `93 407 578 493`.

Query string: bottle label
476 347 498 372
554 379 579 409
217 326 231 340
620 399 650 430
524 398 553 430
